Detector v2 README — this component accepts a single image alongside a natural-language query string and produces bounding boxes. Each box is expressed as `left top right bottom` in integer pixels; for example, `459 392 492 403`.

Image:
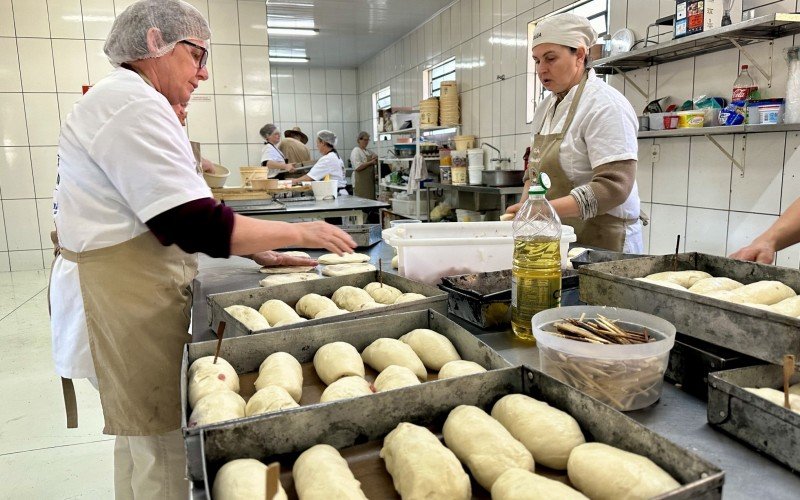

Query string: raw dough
399 328 460 370
364 282 403 304
744 387 800 414
391 255 399 269
438 360 487 379
314 342 365 385
643 270 711 288
296 293 339 318
703 290 747 304
734 280 796 305
258 300 301 325
322 263 377 276
743 303 774 312
315 308 348 319
491 394 584 470
332 286 376 311
380 422 471 500
187 358 240 408
362 338 427 381
319 376 373 402
357 302 384 310
212 459 288 500
259 265 316 274
373 365 422 392
318 253 371 264
254 352 303 402
790 382 800 396
272 317 307 327
293 444 368 500
442 405 534 490
187 355 238 384
224 305 271 332
283 251 310 258
393 292 427 304
769 295 800 316
687 277 743 294
634 277 687 291
260 273 321 288
245 385 299 417
491 468 587 500
188 390 246 427
567 442 680 500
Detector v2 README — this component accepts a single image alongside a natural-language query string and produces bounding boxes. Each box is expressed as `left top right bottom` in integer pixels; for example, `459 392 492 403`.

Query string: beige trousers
114 429 189 500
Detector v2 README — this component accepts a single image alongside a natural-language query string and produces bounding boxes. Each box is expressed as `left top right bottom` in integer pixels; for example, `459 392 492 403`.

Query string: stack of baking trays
182 308 724 498
578 252 800 470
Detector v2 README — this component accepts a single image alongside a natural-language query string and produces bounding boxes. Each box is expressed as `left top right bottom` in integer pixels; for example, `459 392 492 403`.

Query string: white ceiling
266 0 455 68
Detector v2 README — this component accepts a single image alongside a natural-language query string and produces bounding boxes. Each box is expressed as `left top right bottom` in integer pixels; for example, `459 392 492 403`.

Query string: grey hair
260 123 277 140
357 131 370 141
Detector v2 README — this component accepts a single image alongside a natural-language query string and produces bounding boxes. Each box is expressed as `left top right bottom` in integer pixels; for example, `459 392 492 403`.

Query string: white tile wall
687 136 733 210
0 147 34 199
0 38 21 92
0 0 14 37
48 0 84 39
685 207 729 256
52 39 89 93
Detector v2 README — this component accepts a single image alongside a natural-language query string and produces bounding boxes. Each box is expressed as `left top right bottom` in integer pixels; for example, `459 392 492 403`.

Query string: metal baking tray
342 224 382 247
207 271 446 338
708 364 800 471
190 366 724 499
578 252 800 365
569 248 645 269
181 309 511 481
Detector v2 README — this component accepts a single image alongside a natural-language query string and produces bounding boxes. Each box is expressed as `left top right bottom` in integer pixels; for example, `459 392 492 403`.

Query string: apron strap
61 377 79 429
555 71 590 140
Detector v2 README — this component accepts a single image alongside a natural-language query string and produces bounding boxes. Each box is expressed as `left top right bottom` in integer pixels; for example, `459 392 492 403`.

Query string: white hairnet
317 130 338 147
103 0 211 66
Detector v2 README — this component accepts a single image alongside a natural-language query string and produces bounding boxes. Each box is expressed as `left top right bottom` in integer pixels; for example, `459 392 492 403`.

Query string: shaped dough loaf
258 300 301 325
769 295 800 317
438 360 487 379
188 355 237 380
293 444 368 500
734 280 796 305
790 382 800 396
318 253 371 264
393 292 427 304
744 303 774 312
260 273 321 288
643 270 711 288
332 286 376 311
245 385 299 417
357 302 384 310
362 338 427 381
391 255 399 269
296 293 339 318
188 390 246 427
225 305 270 331
254 352 303 402
322 263 377 276
744 387 800 414
703 289 747 304
567 443 680 500
272 317 307 327
315 308 348 319
373 365 422 392
687 277 743 294
399 328 460 370
443 405 534 490
259 265 316 274
364 282 403 304
380 423 471 500
491 394 585 470
634 277 687 291
319 376 373 402
282 251 310 258
188 359 240 408
212 459 288 500
314 342 365 385
491 468 587 500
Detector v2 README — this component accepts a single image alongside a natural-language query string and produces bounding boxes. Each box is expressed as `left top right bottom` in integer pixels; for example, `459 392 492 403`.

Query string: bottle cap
529 172 551 194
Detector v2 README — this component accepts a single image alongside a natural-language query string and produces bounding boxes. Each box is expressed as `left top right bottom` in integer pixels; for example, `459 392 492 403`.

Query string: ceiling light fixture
267 27 319 36
269 56 310 63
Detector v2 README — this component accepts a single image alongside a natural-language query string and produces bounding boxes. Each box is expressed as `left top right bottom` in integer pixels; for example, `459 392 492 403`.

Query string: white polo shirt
308 151 347 189
50 67 211 379
260 142 286 178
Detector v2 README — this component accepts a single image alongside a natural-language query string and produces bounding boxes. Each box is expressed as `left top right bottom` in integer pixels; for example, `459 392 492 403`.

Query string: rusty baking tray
708 364 800 471
207 271 446 338
181 309 511 481
569 248 645 269
578 252 800 366
189 366 724 499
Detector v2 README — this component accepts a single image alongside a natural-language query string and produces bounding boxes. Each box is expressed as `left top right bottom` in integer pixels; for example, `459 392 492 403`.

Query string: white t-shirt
260 142 286 178
50 67 211 379
532 69 642 253
308 151 346 189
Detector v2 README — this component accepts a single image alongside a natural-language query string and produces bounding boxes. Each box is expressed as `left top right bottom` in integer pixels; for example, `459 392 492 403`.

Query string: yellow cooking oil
511 235 562 341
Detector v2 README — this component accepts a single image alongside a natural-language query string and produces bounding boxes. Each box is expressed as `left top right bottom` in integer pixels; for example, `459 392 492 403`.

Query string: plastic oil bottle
511 175 562 341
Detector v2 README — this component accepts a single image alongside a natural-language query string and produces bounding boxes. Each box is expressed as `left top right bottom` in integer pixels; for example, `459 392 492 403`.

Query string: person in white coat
292 130 348 195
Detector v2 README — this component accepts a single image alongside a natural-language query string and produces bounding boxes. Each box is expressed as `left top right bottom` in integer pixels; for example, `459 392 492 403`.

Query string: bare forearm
356 160 373 172
266 160 290 170
229 215 300 255
755 198 800 251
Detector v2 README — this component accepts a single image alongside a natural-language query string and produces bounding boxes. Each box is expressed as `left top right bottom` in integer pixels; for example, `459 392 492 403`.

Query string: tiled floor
0 269 114 498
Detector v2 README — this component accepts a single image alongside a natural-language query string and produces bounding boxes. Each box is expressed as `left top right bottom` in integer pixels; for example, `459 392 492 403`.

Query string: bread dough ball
769 295 800 316
318 253 371 264
188 359 240 408
258 299 301 325
319 376 373 402
644 270 711 288
293 444 368 500
399 328 460 370
314 308 348 319
743 303 774 312
491 394 584 470
272 317 307 327
703 289 747 304
567 442 680 500
492 468 588 500
362 338 427 381
188 390 246 427
357 302 384 311
245 385 299 417
314 342 365 385
259 265 316 274
438 360 487 379
296 293 339 318
688 277 743 294
789 382 800 396
260 273 321 288
443 405 534 490
255 352 303 402
634 278 687 291
393 292 427 304
364 282 403 304
391 255 399 269
225 305 271 332
212 459 288 500
282 251 310 258
322 263 377 276
374 365 422 392
332 286 376 311
744 387 800 414
735 280 796 305
380 422 471 500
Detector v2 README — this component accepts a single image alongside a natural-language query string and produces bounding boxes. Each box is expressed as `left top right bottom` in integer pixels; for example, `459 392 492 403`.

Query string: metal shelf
379 125 460 136
638 123 800 138
425 182 522 195
378 157 439 162
380 183 409 191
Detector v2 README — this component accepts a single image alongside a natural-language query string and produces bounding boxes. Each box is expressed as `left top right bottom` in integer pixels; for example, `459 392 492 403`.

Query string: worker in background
171 101 215 174
350 131 378 199
505 13 642 253
260 123 296 178
49 2 355 498
291 130 348 196
730 198 800 264
279 126 312 165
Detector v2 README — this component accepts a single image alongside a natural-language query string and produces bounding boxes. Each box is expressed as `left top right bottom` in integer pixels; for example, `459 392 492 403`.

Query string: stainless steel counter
224 195 389 224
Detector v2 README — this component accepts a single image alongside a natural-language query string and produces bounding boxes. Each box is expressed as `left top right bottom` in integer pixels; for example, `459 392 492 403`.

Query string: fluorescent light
269 56 310 63
267 27 318 36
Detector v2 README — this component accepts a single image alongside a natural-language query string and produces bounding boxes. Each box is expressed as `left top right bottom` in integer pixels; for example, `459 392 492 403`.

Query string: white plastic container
467 166 483 185
382 222 576 284
467 148 484 166
310 180 338 200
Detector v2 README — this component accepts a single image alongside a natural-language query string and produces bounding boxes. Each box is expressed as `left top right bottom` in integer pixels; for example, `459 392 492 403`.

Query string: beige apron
529 72 637 252
353 150 376 199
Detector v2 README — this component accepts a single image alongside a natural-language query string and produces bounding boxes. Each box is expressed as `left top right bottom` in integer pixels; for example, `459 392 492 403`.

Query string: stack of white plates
439 81 460 126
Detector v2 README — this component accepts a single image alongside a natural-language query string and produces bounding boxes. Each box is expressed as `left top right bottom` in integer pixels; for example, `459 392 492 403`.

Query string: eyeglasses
179 40 208 69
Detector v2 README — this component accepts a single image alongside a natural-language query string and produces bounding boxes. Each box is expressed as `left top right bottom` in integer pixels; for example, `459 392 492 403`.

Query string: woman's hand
250 251 318 267
294 221 356 255
285 163 296 173
505 201 523 216
729 241 776 264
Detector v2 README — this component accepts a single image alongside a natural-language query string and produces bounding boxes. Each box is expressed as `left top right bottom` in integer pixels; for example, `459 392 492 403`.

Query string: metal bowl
481 170 524 187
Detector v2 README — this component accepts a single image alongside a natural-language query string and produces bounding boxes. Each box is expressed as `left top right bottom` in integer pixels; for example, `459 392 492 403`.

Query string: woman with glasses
350 131 378 199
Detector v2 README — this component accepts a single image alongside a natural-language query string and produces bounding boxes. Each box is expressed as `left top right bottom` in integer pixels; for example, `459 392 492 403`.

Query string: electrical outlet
650 144 660 163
